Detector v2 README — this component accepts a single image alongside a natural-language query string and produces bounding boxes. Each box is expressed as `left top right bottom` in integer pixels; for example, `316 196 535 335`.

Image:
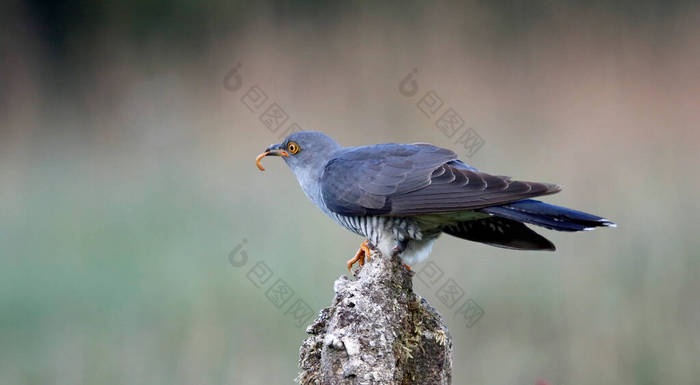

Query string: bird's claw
347 240 371 272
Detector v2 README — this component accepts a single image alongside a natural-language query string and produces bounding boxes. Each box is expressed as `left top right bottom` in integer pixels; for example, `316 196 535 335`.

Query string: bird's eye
287 141 300 154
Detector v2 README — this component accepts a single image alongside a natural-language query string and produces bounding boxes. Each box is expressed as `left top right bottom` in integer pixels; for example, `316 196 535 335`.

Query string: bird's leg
391 238 409 256
392 238 412 270
347 240 371 272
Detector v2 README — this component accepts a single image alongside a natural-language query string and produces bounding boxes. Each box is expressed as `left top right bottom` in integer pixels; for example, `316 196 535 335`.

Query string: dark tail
481 199 616 232
442 216 556 251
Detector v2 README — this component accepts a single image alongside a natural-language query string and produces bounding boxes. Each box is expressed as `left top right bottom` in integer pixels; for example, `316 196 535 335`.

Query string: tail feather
442 216 555 251
481 199 616 232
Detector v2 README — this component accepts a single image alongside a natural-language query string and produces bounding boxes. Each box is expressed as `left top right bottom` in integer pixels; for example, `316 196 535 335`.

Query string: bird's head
256 131 342 176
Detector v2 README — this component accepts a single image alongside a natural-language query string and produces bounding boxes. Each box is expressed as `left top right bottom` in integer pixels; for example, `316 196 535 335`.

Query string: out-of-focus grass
0 164 326 384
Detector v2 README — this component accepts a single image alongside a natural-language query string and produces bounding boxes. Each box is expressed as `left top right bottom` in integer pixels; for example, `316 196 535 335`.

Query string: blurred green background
1 1 699 384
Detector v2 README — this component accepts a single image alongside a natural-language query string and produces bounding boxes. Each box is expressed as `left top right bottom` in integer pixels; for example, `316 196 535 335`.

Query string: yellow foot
347 240 371 272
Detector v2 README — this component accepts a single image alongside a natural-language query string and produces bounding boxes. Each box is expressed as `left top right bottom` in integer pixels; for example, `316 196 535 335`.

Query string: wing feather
320 143 560 216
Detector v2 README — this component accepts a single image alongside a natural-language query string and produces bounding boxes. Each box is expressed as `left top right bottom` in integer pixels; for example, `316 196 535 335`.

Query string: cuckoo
256 131 615 270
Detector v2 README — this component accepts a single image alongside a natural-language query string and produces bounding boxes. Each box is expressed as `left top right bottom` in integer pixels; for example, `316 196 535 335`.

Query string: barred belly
328 213 438 265
328 214 418 244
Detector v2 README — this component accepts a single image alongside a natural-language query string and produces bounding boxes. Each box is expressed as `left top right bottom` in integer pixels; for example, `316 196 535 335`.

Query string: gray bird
256 131 615 270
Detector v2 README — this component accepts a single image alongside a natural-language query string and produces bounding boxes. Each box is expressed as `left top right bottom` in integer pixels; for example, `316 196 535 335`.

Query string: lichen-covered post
297 249 453 385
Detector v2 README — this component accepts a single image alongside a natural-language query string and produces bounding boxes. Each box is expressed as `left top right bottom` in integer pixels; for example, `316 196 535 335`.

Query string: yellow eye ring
287 141 300 154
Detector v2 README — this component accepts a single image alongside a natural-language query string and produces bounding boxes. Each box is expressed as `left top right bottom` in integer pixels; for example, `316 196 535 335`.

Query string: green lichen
393 296 435 384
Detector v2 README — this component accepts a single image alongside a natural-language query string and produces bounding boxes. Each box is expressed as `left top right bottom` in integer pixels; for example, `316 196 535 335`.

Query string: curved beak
256 144 289 171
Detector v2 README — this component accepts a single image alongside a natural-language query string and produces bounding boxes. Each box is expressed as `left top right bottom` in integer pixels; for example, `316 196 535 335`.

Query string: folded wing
320 143 561 216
